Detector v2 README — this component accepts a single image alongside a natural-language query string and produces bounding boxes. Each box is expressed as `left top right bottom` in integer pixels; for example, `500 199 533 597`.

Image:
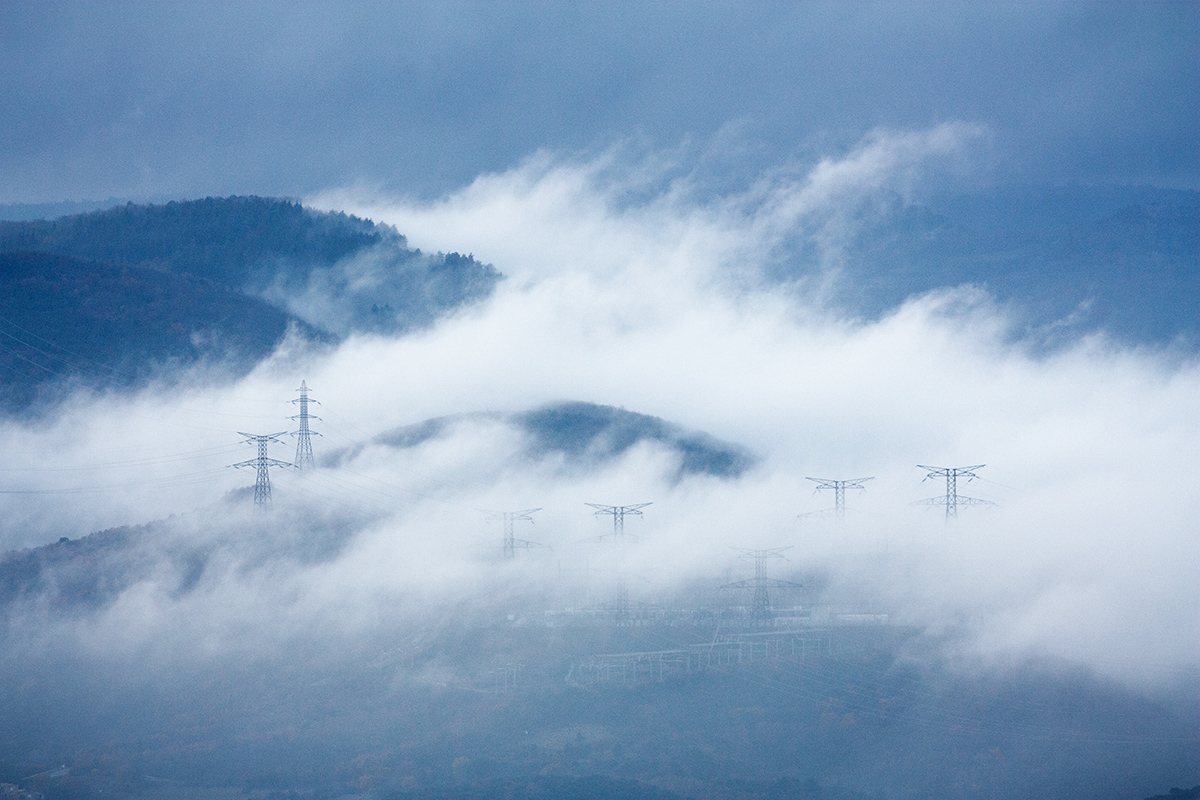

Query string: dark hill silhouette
813 189 1200 346
0 197 503 409
0 196 501 337
365 401 757 480
0 251 326 409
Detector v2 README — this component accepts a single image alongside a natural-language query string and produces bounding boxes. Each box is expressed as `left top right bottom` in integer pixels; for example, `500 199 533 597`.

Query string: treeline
0 197 502 409
0 196 383 286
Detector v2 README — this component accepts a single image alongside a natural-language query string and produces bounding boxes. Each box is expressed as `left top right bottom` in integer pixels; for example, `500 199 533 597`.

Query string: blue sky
1 1 1196 203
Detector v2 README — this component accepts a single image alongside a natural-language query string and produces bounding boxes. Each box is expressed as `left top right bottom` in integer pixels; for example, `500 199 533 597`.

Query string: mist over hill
0 198 500 331
0 151 1196 800
0 500 1195 800
0 197 501 409
747 184 1200 347
357 401 757 481
0 250 328 409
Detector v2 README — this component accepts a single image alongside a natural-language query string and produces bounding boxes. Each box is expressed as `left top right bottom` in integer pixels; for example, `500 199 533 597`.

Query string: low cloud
1 129 1196 698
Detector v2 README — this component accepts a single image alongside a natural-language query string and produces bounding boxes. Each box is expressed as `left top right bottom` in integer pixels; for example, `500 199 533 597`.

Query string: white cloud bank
1 127 1196 694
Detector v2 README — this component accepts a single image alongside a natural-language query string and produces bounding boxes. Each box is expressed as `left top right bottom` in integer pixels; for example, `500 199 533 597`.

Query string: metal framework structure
916 464 994 520
585 502 652 539
585 503 651 625
231 432 293 510
485 508 544 557
805 476 873 519
569 629 837 686
722 547 803 621
289 380 321 469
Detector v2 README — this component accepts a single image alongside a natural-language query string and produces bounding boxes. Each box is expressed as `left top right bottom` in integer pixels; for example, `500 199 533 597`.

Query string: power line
289 380 321 469
721 547 803 623
585 502 652 540
585 503 651 625
915 464 995 521
230 432 293 510
805 476 873 519
484 508 545 557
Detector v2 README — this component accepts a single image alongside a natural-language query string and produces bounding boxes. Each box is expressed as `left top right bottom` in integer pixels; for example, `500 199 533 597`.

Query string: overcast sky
1 1 1196 204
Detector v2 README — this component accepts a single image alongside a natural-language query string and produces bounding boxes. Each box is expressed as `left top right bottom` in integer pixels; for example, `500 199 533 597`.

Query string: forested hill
0 196 379 284
0 251 321 409
0 197 503 410
815 190 1200 347
0 196 501 337
364 400 758 481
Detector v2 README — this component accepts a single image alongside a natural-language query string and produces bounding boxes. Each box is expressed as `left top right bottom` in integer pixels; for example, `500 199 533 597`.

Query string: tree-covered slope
0 251 324 409
0 197 504 409
821 191 1200 346
0 196 502 337
368 401 758 481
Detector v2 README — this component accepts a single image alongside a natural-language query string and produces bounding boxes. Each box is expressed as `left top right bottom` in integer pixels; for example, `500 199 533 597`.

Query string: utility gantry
805 476 873 519
722 547 803 623
289 380 321 469
916 464 994 521
585 503 652 540
485 508 545 558
585 503 651 625
231 432 294 510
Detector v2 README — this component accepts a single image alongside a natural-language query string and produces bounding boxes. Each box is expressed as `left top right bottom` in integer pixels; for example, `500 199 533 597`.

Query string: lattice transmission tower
916 464 994 520
289 380 321 469
585 503 652 539
585 503 651 625
486 508 545 557
721 547 803 623
231 432 294 510
805 476 873 519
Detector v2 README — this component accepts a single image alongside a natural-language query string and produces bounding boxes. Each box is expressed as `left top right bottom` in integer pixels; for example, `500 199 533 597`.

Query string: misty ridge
0 136 1197 800
0 197 498 410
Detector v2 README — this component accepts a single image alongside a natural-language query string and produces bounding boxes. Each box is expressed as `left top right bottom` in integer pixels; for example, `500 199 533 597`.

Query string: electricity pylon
805 476 873 519
231 432 293 510
585 503 652 539
485 508 545 557
721 547 803 623
916 464 994 520
586 503 650 625
289 380 321 469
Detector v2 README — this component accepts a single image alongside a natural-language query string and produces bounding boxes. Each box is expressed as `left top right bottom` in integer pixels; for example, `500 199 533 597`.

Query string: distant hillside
367 401 757 480
0 197 503 409
818 188 1200 346
0 251 325 409
0 524 146 610
0 196 502 337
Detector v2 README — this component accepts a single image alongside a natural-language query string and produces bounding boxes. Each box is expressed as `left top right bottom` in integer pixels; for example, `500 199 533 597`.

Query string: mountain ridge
361 400 758 481
0 197 503 410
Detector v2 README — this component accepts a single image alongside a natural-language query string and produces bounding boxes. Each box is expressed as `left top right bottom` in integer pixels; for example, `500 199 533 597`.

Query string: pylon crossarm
230 458 294 469
721 578 803 590
806 477 873 488
512 538 552 551
484 508 542 521
918 464 985 479
585 502 651 515
238 431 289 444
731 546 791 559
912 496 948 506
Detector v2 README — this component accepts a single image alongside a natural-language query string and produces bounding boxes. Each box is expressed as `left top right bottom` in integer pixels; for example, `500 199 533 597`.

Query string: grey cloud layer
1 1 1195 203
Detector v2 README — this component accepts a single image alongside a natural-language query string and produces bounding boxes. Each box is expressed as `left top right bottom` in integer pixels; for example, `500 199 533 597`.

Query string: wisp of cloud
1 127 1196 702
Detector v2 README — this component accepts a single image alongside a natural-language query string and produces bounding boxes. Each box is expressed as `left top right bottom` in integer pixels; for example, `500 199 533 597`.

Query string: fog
1 127 1197 721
